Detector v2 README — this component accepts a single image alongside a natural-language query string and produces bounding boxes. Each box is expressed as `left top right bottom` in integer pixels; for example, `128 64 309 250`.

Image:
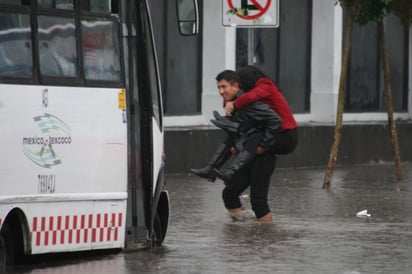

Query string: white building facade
163 0 412 127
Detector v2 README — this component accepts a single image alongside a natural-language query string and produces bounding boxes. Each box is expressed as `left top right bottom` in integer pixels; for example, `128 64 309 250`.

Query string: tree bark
378 21 404 182
322 7 354 189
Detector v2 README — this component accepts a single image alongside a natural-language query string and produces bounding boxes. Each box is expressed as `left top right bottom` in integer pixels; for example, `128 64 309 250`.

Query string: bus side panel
16 199 127 254
0 84 128 253
0 84 127 195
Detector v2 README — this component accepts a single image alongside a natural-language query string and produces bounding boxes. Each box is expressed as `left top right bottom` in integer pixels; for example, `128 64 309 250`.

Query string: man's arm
233 79 274 109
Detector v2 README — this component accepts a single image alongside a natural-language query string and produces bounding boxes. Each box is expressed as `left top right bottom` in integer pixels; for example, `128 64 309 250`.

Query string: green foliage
356 0 392 25
393 0 412 23
337 0 392 25
337 0 412 25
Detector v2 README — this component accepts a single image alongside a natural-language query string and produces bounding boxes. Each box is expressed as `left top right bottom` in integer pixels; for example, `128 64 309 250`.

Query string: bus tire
152 213 163 247
0 232 6 268
0 222 16 266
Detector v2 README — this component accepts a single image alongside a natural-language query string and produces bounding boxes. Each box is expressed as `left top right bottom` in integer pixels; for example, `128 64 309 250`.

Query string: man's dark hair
216 70 240 84
237 65 267 92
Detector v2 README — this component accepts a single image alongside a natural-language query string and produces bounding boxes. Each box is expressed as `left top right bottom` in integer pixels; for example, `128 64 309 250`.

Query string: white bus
0 0 188 265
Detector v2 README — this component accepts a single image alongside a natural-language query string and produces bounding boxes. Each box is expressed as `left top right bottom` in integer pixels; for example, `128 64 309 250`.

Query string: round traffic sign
227 0 272 20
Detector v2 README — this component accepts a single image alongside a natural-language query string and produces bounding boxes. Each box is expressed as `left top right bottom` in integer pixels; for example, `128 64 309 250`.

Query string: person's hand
224 101 234 116
256 146 266 155
230 147 238 155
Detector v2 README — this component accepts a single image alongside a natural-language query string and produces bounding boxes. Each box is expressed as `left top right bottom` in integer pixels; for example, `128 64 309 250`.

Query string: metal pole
247 28 254 65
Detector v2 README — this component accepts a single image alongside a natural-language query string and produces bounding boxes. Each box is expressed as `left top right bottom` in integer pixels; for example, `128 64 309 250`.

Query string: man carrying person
191 69 281 222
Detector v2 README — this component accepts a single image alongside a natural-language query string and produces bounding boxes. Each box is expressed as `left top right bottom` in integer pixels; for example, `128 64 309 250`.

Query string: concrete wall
164 122 412 174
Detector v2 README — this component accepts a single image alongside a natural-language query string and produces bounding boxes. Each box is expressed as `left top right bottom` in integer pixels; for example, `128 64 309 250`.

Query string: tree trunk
322 8 354 189
378 21 404 182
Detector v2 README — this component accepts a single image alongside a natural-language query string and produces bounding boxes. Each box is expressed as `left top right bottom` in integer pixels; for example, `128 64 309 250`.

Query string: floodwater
5 163 412 274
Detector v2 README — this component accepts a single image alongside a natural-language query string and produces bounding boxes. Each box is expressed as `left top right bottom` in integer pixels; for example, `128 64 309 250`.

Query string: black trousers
235 128 298 155
222 152 276 218
271 128 298 155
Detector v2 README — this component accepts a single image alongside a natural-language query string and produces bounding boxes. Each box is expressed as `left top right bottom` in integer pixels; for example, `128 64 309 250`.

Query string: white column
201 0 236 123
310 0 342 123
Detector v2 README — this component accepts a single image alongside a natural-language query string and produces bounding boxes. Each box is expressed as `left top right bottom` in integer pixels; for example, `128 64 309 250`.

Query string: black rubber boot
213 110 225 121
210 118 239 134
190 144 231 182
190 165 217 182
214 150 255 184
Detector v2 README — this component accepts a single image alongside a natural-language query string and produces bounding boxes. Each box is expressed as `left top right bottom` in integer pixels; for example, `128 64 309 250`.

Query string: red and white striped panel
31 213 123 247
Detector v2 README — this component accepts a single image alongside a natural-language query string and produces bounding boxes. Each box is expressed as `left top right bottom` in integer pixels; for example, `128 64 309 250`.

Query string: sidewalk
164 122 412 174
164 162 412 273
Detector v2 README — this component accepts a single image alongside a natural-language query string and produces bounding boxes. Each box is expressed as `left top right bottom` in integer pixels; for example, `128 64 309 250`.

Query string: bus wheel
152 213 163 247
0 222 16 266
0 232 6 268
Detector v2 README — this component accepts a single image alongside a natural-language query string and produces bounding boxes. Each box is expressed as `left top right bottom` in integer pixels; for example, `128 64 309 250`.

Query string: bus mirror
176 0 199 35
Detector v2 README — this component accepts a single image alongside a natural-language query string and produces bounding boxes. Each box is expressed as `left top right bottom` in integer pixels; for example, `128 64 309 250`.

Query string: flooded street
5 163 412 274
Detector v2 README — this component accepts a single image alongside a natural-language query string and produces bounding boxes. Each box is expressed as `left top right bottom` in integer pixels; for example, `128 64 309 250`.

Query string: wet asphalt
5 163 412 274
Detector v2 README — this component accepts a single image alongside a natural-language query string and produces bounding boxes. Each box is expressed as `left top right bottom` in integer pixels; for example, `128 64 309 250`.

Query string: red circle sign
228 0 271 20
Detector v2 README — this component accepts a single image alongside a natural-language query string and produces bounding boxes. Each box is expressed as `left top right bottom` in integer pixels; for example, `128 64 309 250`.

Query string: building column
311 0 342 123
201 0 236 123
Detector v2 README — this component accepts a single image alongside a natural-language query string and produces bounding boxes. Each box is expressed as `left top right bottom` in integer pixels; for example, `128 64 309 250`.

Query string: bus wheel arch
0 208 30 265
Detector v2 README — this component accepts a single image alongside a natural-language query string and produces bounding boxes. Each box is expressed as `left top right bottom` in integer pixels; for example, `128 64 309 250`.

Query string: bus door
123 0 166 248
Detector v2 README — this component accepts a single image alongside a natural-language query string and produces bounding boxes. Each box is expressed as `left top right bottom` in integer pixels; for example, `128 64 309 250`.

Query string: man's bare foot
228 207 255 221
258 212 272 223
228 207 244 214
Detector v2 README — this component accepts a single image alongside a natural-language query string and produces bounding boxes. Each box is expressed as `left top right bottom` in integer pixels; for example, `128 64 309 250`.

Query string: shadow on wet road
5 163 412 274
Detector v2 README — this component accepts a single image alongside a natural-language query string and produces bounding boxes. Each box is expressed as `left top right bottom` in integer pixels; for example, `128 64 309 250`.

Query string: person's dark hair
216 70 240 84
237 65 267 92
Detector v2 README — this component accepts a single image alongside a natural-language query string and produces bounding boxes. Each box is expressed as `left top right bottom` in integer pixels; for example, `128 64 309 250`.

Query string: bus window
0 13 32 77
38 16 77 77
0 0 30 5
89 0 110 13
38 0 74 10
80 0 117 14
81 20 121 81
38 0 52 7
176 0 199 35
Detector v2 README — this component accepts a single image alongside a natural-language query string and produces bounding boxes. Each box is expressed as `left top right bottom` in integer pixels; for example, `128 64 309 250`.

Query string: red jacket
234 78 297 132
